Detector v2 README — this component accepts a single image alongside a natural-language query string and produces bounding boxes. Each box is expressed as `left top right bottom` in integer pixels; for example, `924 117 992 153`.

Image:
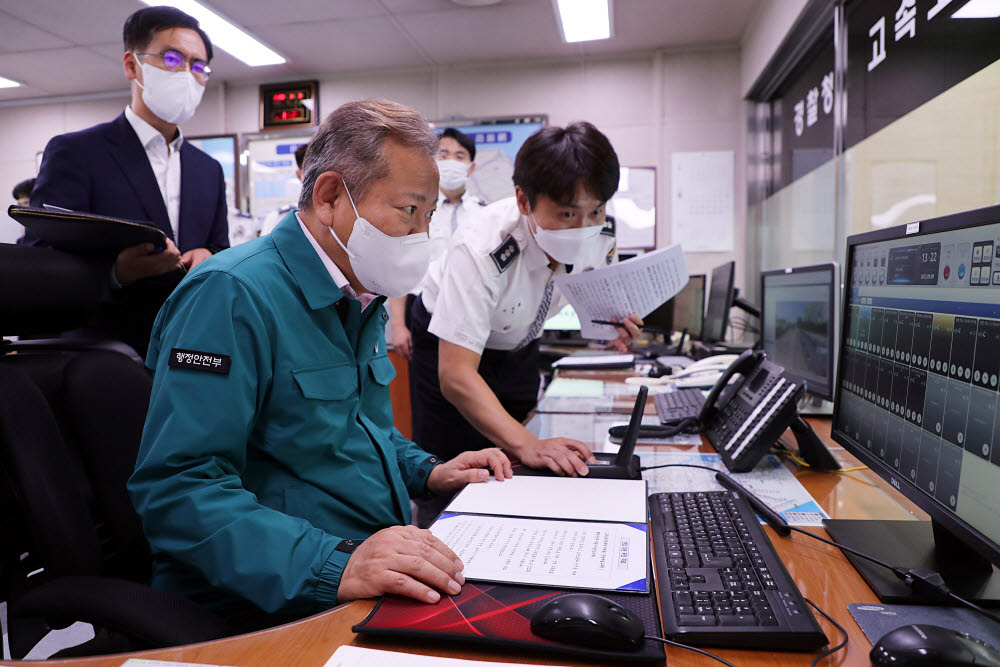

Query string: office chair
0 243 229 658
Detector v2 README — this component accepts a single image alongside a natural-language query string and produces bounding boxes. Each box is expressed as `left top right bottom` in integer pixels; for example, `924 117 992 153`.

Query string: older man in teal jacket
129 99 511 631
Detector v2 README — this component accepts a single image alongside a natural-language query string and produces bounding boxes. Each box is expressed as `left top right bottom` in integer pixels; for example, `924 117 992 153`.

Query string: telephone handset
699 349 805 472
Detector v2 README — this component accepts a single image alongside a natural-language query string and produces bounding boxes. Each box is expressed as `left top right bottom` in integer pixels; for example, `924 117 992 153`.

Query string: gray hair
298 99 438 210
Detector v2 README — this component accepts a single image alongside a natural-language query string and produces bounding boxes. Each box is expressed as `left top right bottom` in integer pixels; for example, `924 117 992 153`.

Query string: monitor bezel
831 204 1000 568
704 261 735 343
760 262 839 401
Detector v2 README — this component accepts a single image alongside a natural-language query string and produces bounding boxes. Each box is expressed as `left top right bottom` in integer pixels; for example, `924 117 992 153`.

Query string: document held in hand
555 244 688 340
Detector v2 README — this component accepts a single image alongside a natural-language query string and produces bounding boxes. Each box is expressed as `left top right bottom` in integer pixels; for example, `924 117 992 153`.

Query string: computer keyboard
648 491 827 650
653 388 705 423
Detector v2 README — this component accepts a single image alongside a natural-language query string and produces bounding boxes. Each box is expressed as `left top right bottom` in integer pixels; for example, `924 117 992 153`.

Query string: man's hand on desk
609 312 643 353
337 526 465 604
180 247 213 270
427 448 512 495
113 238 182 284
516 437 596 477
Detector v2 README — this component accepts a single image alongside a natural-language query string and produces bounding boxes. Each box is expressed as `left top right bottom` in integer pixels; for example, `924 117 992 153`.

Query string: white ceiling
0 0 761 101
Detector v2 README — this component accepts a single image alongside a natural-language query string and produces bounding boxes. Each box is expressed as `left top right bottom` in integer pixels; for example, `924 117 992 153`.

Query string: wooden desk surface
4 386 924 667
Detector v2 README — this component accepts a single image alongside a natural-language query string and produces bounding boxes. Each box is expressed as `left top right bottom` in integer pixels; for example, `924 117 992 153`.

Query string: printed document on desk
641 452 830 526
555 244 687 339
430 513 648 593
444 476 647 523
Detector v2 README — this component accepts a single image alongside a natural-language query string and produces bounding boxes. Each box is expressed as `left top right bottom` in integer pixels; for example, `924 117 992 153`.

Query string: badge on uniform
601 214 617 237
489 234 520 273
168 348 231 375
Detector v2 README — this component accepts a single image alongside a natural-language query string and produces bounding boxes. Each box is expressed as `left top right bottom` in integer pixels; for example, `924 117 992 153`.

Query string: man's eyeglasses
134 50 211 83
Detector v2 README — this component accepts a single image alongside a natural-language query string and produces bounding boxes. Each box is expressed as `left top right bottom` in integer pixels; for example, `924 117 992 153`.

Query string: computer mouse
530 592 645 651
870 623 1000 666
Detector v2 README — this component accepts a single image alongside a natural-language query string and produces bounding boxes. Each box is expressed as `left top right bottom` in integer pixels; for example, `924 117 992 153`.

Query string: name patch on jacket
601 215 617 237
490 234 520 273
168 348 231 375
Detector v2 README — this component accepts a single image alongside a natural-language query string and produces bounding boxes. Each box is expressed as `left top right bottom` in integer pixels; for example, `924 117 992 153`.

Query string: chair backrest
0 349 153 587
0 243 104 337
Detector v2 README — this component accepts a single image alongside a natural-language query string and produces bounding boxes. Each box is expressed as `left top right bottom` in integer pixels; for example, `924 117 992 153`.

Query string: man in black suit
23 7 228 358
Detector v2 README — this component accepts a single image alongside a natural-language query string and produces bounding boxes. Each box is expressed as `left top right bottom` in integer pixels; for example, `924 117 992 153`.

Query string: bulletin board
245 133 313 219
430 115 546 204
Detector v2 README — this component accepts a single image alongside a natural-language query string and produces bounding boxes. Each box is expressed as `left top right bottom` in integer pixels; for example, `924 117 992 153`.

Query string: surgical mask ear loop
330 179 361 259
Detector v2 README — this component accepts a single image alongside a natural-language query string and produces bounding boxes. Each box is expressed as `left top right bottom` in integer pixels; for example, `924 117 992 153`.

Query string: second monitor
760 263 839 401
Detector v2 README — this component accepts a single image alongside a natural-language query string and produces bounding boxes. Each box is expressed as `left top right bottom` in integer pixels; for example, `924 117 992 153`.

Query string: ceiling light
554 0 612 43
952 0 1000 17
140 0 285 66
0 75 21 88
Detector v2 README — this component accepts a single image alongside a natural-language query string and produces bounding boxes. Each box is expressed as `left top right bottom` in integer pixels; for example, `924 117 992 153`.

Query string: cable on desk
774 440 868 473
803 598 848 666
788 526 1000 627
642 636 737 667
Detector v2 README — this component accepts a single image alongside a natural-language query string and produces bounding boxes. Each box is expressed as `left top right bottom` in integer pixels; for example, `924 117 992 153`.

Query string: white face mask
135 57 205 125
529 211 603 265
437 159 469 192
328 180 432 298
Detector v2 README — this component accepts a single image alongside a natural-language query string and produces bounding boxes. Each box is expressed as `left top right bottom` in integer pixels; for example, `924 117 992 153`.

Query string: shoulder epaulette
601 214 616 237
489 234 520 273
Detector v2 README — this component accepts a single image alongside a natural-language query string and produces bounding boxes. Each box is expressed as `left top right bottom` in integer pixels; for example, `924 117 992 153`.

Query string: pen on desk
590 319 665 335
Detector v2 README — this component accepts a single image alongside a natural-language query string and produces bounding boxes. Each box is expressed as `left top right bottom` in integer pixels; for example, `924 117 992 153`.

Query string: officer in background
12 178 35 207
408 122 642 479
259 142 308 236
388 127 484 361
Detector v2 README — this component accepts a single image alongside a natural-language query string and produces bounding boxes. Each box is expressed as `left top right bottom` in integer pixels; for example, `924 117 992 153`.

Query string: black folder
8 205 168 254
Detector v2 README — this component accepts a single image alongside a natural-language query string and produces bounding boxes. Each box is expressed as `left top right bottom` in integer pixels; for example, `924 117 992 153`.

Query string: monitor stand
823 518 1000 606
798 393 834 416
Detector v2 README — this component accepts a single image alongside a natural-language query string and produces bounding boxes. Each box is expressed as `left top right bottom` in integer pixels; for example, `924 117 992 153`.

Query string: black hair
440 127 476 162
123 6 213 62
294 143 308 170
513 122 619 208
12 178 35 201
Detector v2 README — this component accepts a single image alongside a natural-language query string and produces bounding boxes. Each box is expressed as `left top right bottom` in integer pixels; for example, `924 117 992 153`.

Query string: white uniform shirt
412 193 486 295
124 105 182 244
422 197 617 355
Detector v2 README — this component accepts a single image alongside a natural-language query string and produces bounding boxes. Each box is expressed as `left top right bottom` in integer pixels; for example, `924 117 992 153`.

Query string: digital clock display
259 80 317 130
887 242 941 285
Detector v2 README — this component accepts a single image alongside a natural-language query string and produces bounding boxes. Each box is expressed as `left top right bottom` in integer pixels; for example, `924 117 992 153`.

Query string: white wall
740 0 810 96
0 49 747 286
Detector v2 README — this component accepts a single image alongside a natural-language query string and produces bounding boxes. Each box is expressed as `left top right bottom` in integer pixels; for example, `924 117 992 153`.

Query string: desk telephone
699 350 805 472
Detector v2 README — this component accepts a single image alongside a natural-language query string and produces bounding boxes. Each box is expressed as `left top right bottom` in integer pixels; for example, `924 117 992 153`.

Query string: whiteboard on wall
670 151 734 253
247 135 312 219
608 166 656 250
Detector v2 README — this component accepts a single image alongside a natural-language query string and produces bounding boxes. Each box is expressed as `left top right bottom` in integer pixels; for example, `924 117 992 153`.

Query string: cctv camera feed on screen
762 266 834 399
835 221 1000 542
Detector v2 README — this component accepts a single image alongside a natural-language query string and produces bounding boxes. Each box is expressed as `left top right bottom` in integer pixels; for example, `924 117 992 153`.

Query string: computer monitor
760 263 839 401
703 262 735 343
828 204 1000 605
542 304 587 345
672 274 706 340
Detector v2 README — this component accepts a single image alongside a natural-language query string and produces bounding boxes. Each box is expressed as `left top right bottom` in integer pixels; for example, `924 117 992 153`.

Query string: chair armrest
9 575 231 649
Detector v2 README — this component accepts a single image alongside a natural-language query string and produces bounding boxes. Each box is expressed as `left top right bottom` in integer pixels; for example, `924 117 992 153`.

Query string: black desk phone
699 350 805 472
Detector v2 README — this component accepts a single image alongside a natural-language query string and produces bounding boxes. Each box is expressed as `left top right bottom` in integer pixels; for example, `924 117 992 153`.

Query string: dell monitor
761 263 839 401
704 261 735 343
828 204 1000 605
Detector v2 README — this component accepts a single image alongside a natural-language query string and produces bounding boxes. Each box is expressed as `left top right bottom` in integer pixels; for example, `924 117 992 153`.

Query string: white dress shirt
125 105 182 245
420 197 617 354
296 213 377 311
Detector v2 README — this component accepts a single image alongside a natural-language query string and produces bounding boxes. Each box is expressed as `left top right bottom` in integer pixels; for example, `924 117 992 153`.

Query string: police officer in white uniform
389 128 484 360
408 122 642 478
259 142 308 237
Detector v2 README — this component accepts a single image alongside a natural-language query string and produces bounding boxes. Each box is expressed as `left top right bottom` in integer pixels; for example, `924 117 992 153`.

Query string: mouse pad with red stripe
352 581 665 662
